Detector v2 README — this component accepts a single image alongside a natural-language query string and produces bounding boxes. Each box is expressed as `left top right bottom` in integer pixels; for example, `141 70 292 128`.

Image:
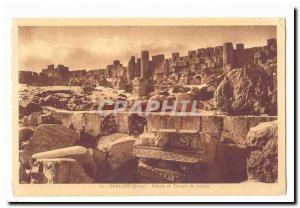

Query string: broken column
235 43 245 67
223 42 234 72
127 56 136 81
141 50 150 79
32 146 97 178
135 58 141 77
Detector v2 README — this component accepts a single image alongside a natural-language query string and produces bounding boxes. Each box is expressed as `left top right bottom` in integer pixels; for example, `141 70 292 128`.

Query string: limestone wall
47 107 276 145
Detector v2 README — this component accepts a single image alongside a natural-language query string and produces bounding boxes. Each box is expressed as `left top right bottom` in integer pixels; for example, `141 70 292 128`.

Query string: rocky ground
18 66 278 184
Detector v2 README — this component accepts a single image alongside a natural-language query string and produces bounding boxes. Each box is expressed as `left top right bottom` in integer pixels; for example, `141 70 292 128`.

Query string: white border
0 0 295 203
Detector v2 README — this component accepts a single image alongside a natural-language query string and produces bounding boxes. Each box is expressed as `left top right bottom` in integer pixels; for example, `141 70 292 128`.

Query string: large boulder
244 120 278 183
24 124 80 155
214 68 276 115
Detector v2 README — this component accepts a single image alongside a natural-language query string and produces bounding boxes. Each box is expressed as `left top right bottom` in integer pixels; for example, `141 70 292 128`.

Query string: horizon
18 26 276 72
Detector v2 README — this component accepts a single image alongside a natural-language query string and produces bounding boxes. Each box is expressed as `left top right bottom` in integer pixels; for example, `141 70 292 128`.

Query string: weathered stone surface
19 102 42 117
30 158 93 184
24 124 80 155
19 126 34 143
214 68 275 115
93 133 129 168
154 132 170 149
245 120 278 146
21 116 29 126
181 116 201 131
247 116 276 129
134 132 156 147
147 114 201 132
37 113 61 125
244 120 278 183
50 110 102 137
19 162 30 184
168 132 202 151
115 112 130 133
40 93 71 109
134 147 202 164
50 108 129 136
32 146 97 178
107 136 136 170
27 112 43 126
220 117 249 144
147 113 166 131
201 116 223 141
19 150 32 168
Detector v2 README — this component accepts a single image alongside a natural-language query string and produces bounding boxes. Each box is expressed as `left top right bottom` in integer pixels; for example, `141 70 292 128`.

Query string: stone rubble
18 38 278 184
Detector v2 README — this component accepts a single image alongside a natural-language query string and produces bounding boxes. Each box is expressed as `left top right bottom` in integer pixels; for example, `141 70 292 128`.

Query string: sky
18 26 276 72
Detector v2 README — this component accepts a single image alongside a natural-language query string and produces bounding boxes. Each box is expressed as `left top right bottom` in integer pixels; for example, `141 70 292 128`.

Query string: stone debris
19 126 34 143
214 67 276 115
30 158 93 184
244 120 278 182
27 111 43 126
18 38 278 184
37 112 61 125
107 136 136 170
32 146 97 178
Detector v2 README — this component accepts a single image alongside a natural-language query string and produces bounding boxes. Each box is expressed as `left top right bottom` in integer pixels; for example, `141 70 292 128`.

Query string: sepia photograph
12 18 286 196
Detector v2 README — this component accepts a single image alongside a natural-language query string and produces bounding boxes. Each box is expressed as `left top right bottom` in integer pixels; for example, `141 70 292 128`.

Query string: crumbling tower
141 50 150 79
235 43 245 68
127 56 135 81
135 58 141 77
223 42 234 72
267 38 277 47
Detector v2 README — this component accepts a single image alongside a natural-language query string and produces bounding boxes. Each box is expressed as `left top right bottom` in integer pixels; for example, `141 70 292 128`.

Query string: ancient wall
19 38 277 92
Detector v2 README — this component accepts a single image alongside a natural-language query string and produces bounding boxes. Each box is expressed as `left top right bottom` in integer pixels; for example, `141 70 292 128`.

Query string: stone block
37 113 60 125
220 117 249 144
24 124 80 155
115 112 130 133
181 115 201 131
201 116 223 141
27 112 43 126
30 158 93 184
108 136 136 170
32 146 97 178
245 120 278 182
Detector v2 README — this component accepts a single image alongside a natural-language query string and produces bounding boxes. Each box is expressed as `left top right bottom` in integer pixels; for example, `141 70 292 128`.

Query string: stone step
133 146 203 164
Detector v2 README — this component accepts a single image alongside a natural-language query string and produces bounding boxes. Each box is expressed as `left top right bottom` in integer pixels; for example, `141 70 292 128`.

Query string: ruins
18 38 278 184
19 38 277 97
